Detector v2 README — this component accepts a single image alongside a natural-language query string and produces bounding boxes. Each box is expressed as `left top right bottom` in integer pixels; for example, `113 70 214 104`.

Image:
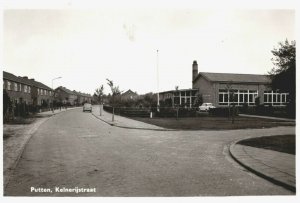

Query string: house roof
73 90 92 97
3 71 52 89
30 80 52 90
3 71 32 85
160 88 198 94
122 89 138 96
195 72 271 84
56 86 75 95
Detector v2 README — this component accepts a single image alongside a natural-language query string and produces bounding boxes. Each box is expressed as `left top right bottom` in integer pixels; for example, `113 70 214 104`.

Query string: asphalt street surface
5 108 294 196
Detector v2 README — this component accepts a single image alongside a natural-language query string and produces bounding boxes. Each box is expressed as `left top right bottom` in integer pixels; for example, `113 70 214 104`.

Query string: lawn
238 134 295 155
131 115 295 130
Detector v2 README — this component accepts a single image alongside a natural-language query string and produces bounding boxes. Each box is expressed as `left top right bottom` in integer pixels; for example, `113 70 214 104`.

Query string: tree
3 90 12 120
106 79 121 96
106 79 121 106
269 39 296 116
94 85 104 104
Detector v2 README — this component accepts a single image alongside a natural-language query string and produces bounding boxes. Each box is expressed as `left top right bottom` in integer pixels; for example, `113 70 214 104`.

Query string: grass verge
238 134 295 155
131 116 295 130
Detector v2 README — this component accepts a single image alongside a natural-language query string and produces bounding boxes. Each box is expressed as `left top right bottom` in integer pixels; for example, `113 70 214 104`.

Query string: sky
2 8 295 95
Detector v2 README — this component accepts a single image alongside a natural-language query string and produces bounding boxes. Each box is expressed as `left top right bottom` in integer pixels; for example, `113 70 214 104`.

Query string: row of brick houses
3 71 54 107
3 71 92 115
54 87 92 105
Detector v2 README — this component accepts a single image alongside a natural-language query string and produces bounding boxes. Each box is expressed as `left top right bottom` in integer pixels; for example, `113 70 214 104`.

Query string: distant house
73 90 92 105
55 86 77 106
121 89 139 100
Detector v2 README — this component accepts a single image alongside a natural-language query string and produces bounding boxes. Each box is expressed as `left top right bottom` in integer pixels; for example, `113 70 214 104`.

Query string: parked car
83 103 92 112
199 103 216 112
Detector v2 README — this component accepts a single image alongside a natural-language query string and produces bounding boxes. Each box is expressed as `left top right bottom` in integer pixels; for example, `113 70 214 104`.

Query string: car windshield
84 103 91 107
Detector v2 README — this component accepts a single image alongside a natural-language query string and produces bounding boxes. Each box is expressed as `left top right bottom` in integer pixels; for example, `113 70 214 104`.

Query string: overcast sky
3 9 295 95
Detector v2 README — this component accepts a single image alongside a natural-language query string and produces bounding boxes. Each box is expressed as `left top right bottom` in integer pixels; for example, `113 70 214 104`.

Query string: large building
192 60 289 107
159 61 289 108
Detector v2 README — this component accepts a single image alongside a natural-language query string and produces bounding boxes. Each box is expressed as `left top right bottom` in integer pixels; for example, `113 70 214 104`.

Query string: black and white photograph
1 0 297 202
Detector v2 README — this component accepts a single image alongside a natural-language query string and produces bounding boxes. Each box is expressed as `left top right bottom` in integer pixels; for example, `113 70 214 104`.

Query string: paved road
4 109 294 196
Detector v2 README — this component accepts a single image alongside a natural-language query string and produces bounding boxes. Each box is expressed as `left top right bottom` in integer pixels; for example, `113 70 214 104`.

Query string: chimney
30 78 35 81
22 76 28 79
192 60 198 82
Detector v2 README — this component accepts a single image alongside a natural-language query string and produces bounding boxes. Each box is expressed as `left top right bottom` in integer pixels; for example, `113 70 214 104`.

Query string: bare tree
94 85 104 104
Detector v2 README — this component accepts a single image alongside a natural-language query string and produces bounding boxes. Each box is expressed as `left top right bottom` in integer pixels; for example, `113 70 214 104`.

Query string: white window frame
14 83 18 91
7 81 11 90
219 89 258 106
263 91 289 106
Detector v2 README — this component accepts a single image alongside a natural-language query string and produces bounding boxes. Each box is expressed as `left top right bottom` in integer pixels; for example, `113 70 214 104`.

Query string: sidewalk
229 139 295 192
3 107 79 188
91 105 168 131
239 114 295 122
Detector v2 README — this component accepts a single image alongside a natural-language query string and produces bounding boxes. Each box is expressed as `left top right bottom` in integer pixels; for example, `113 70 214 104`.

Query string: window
24 85 27 93
28 86 31 93
41 89 43 95
263 91 289 106
219 94 224 103
14 83 18 91
239 94 244 103
19 84 22 91
219 89 258 106
7 81 11 90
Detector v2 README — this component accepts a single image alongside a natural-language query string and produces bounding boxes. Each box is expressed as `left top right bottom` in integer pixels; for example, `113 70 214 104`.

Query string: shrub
155 108 177 117
209 107 238 117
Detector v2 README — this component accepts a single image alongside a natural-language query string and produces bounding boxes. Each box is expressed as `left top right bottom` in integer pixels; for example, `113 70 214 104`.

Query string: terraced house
55 86 77 106
73 90 92 105
3 71 33 105
3 71 55 118
31 80 53 108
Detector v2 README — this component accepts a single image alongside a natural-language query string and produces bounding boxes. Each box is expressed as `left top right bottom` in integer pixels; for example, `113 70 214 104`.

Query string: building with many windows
3 71 33 105
159 89 198 108
191 60 289 107
3 71 54 107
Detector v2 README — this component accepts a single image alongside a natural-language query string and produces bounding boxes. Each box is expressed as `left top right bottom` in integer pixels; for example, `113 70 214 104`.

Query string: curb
229 139 296 193
91 112 175 131
239 114 295 122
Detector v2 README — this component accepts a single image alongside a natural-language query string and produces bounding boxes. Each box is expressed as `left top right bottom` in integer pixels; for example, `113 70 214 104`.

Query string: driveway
4 108 294 196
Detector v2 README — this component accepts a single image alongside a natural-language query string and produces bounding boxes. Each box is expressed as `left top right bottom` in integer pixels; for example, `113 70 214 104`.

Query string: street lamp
51 77 62 112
